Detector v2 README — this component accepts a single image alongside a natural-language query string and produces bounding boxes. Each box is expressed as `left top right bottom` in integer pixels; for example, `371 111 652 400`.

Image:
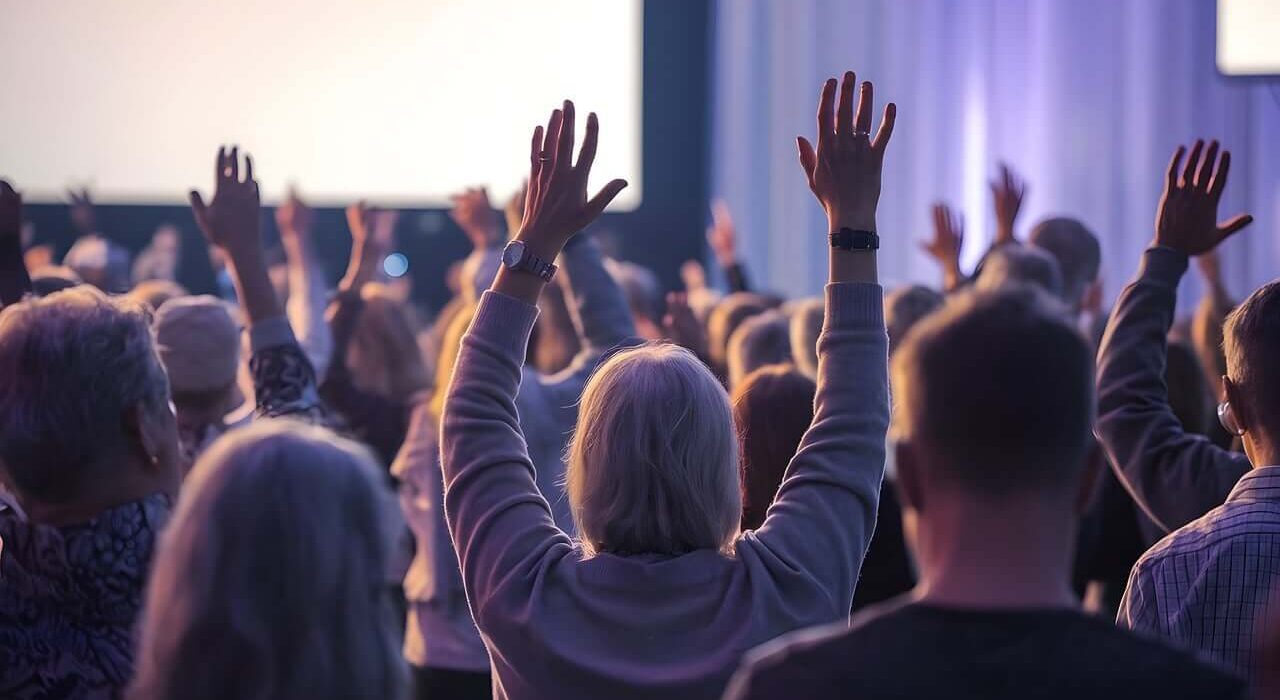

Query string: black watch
829 228 879 251
502 240 558 282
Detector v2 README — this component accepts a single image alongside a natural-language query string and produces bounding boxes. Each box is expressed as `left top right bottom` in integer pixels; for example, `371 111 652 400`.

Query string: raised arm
708 200 751 292
0 181 31 308
1096 140 1252 532
920 202 965 292
276 189 334 378
747 72 893 608
441 100 627 604
190 146 323 421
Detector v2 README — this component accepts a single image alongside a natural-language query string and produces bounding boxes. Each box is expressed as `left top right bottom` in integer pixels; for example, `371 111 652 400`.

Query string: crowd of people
0 69 1277 699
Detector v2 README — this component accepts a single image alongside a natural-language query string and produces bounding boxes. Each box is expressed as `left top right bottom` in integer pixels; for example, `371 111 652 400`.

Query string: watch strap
829 228 879 251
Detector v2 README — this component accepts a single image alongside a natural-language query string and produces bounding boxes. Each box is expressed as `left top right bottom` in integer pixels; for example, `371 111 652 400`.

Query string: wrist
827 210 876 233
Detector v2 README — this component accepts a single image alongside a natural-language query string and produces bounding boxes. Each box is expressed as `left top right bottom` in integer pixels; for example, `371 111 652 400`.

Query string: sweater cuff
1139 247 1189 289
248 316 298 352
473 290 539 359
824 282 885 330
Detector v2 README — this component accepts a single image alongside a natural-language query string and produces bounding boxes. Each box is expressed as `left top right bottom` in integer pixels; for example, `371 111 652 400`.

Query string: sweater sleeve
558 236 636 358
748 282 889 611
440 290 574 624
1095 247 1248 533
248 316 326 423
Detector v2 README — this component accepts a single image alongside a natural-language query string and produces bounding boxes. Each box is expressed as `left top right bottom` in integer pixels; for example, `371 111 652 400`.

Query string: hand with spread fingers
190 146 262 256
275 187 314 243
66 187 97 235
1155 139 1253 256
922 202 964 290
991 162 1026 245
706 200 739 268
796 71 896 234
450 186 500 250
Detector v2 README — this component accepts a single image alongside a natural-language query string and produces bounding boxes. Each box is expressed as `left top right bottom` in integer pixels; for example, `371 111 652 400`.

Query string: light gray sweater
440 281 889 700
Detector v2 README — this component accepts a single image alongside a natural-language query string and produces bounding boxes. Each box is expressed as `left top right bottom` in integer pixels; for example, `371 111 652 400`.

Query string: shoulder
1135 499 1280 573
1065 614 1244 693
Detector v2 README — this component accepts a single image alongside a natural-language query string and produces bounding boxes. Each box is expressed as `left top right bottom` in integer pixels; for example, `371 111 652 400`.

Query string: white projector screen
0 0 643 209
1218 0 1280 76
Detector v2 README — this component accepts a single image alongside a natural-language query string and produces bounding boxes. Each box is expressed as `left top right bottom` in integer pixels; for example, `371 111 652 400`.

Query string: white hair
128 419 408 700
568 343 740 556
788 298 824 380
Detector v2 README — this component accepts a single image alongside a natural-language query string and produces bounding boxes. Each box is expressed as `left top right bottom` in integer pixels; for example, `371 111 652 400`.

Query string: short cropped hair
977 246 1064 300
788 298 824 379
0 286 169 502
884 284 944 356
708 293 777 375
891 286 1094 495
1223 280 1280 436
568 343 740 555
1029 217 1101 309
727 310 792 389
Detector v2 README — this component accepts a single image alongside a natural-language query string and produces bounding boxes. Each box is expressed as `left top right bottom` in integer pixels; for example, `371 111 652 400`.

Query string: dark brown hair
732 364 816 529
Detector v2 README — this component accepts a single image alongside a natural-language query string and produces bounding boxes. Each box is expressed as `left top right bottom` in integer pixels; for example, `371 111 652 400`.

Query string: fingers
796 137 817 183
1165 145 1186 188
1180 139 1203 187
712 199 733 229
229 146 240 181
557 100 576 171
836 71 856 135
1209 150 1232 199
816 78 836 147
871 102 896 154
216 146 228 182
1217 213 1254 240
854 81 873 135
244 154 254 184
583 178 628 220
542 109 562 176
1195 140 1219 190
576 112 599 173
189 190 209 231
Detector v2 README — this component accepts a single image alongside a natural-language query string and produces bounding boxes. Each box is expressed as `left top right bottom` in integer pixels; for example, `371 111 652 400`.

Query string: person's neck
20 453 168 527
912 495 1079 611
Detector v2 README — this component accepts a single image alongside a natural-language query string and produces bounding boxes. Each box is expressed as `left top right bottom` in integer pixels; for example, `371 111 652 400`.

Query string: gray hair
788 298 824 379
977 245 1064 300
727 310 792 389
0 286 169 502
1028 217 1101 310
885 284 944 356
568 343 740 556
129 419 408 700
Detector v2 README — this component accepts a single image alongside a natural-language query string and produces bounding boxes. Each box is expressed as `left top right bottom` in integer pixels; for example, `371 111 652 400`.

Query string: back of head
788 298 824 379
604 258 664 336
892 286 1093 498
349 283 430 403
0 286 170 504
1028 217 1101 310
976 245 1064 301
128 279 189 311
884 284 944 356
129 420 407 700
64 235 133 294
154 295 240 397
1223 280 1280 441
29 265 82 297
707 292 776 375
727 310 792 389
732 365 816 530
569 343 740 555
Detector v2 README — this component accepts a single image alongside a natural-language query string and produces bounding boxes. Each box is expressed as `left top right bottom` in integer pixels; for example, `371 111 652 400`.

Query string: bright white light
1219 0 1280 75
383 253 410 278
0 0 643 209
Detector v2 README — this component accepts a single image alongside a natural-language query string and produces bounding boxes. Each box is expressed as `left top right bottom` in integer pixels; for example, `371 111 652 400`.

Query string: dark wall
18 0 711 310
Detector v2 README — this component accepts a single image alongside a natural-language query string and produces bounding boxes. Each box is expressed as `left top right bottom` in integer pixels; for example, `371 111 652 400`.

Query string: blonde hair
568 343 740 556
128 420 408 700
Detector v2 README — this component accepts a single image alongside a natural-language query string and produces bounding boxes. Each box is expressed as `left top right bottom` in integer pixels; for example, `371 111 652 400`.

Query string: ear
1222 376 1251 435
895 440 924 513
122 403 162 472
1073 441 1105 515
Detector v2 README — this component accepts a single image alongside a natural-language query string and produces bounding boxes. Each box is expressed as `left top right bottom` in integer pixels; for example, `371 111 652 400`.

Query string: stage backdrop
711 0 1280 309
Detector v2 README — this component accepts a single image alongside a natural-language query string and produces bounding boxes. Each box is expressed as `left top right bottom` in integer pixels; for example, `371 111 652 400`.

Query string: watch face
503 241 525 268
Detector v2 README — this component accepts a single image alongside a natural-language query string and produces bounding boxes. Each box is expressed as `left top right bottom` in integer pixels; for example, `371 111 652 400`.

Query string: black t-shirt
725 599 1244 700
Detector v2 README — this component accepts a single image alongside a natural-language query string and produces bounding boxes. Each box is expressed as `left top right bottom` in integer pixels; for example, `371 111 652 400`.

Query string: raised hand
681 259 708 293
991 162 1026 245
796 71 896 233
66 187 96 235
922 202 964 273
190 146 261 255
706 200 739 267
275 186 314 241
663 291 709 361
505 181 528 239
0 181 21 241
516 100 628 259
1155 140 1252 256
450 186 500 249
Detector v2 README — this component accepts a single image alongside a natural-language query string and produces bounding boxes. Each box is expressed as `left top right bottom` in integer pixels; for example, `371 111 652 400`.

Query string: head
707 292 778 377
976 245 1064 300
892 286 1095 520
605 258 664 340
0 286 179 521
531 279 582 374
128 279 189 311
155 295 243 422
726 310 792 390
63 235 133 293
348 283 430 404
128 420 408 700
788 298 824 379
568 343 740 556
29 265 82 297
885 284 944 356
1028 217 1101 312
1220 280 1280 466
732 365 816 530
1165 339 1211 437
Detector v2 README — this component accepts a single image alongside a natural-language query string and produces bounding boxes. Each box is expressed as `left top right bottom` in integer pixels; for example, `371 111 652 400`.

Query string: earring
1217 401 1245 437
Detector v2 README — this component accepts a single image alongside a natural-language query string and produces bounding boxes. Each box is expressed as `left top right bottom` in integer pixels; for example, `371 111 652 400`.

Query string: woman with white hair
127 420 408 700
442 74 894 699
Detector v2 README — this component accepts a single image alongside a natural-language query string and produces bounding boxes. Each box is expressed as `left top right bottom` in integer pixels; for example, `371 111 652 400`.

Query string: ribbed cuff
248 316 298 352
1139 247 1190 289
825 282 885 329
473 290 539 359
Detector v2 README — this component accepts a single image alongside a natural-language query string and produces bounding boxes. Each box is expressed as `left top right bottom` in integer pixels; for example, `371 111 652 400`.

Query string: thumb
796 136 817 180
584 179 628 221
189 190 209 231
1217 213 1253 241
